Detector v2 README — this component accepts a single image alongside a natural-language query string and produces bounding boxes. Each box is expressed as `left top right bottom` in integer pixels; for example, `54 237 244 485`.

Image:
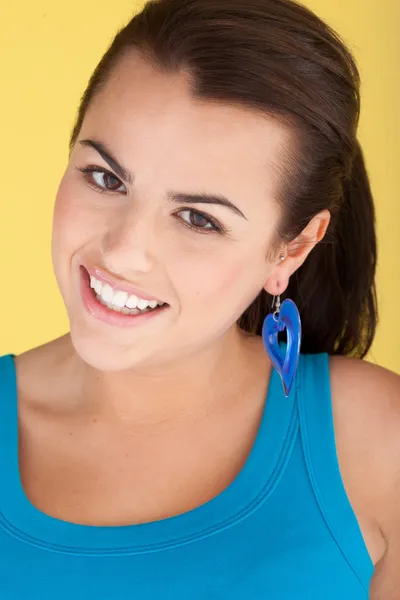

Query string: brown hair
68 0 378 358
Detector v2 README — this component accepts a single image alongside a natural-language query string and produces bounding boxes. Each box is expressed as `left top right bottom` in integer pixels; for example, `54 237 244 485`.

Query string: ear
264 209 331 296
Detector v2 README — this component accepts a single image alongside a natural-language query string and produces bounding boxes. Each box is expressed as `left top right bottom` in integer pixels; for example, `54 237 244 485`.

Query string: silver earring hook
272 282 282 322
270 253 285 321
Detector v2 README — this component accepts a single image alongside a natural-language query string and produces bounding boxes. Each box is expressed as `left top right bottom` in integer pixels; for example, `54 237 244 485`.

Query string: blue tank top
0 350 373 598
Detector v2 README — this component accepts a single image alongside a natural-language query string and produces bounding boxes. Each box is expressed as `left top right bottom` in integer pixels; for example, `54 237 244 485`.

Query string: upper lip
82 264 166 303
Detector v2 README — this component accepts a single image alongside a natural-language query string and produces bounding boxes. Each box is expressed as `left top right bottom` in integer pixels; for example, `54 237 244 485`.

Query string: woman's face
52 51 292 372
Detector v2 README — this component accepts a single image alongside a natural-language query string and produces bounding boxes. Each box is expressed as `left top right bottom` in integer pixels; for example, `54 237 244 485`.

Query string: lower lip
79 266 169 328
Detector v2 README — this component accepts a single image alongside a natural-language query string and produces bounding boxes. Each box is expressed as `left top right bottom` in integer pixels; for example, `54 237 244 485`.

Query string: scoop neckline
0 349 298 555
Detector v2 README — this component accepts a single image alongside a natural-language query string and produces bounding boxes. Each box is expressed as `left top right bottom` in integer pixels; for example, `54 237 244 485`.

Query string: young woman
0 0 399 597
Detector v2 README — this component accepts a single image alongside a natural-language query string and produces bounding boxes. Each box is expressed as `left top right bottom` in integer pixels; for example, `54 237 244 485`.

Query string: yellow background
0 1 399 373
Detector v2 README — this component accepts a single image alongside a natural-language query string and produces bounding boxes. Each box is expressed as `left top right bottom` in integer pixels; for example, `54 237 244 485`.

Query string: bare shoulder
330 353 400 397
13 334 74 410
329 354 400 585
329 354 400 477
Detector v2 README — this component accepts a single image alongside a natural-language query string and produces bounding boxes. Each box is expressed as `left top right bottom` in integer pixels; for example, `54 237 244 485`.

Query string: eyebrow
78 138 247 220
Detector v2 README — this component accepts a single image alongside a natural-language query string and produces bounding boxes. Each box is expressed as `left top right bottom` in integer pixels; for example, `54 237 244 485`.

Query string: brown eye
91 170 125 193
190 212 210 228
177 209 222 233
76 165 127 194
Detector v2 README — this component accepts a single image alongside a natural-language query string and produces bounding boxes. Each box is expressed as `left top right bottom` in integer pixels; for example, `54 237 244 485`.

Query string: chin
67 326 147 373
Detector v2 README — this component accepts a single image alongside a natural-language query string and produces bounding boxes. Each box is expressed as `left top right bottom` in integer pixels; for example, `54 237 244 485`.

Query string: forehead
79 51 291 218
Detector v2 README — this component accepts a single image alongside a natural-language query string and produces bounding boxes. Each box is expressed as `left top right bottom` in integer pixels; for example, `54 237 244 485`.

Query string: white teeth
88 274 164 311
100 284 114 304
126 294 139 309
137 298 150 310
112 290 129 308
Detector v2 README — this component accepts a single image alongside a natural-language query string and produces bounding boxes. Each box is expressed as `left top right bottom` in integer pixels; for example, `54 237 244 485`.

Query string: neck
65 327 265 429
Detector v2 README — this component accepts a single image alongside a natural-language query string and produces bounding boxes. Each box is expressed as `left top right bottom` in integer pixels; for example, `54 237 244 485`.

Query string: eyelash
75 165 227 235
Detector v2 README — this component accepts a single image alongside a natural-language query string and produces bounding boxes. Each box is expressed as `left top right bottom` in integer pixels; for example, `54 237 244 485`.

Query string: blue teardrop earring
261 254 302 398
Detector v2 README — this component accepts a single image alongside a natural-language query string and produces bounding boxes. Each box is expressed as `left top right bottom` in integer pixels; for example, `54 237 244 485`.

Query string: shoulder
11 334 75 411
329 354 400 435
329 353 400 394
328 354 400 563
329 355 400 465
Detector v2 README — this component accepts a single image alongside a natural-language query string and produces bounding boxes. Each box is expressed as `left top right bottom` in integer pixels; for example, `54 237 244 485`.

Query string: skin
13 50 400 597
51 50 328 422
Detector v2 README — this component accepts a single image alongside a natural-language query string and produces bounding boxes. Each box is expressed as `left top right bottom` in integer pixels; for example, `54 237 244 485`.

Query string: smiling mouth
81 265 169 317
93 289 167 315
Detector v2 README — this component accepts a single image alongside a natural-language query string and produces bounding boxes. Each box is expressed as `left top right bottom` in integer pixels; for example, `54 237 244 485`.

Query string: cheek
52 188 75 249
173 245 267 314
53 174 78 242
51 178 77 295
52 174 103 258
51 174 102 289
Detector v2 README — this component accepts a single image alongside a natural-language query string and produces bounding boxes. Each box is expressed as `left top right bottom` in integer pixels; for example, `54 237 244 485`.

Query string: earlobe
264 280 289 297
264 265 290 296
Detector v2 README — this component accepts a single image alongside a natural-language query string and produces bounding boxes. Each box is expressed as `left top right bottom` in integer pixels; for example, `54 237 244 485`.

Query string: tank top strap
296 351 374 590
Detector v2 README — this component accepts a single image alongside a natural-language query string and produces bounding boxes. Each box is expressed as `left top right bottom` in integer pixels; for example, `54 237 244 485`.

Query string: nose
100 208 156 276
